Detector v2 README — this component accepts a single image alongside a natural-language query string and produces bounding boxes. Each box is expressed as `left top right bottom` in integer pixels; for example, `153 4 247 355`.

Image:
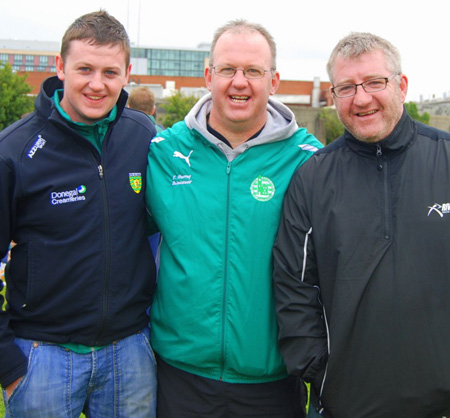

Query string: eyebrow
336 74 385 85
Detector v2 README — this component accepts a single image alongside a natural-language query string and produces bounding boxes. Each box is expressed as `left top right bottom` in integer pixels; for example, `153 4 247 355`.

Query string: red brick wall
19 71 332 105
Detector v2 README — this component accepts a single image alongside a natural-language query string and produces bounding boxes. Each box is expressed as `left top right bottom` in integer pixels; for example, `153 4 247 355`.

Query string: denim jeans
3 327 157 418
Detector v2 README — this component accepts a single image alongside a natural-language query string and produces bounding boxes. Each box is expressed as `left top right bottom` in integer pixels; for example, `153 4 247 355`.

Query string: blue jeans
3 327 157 418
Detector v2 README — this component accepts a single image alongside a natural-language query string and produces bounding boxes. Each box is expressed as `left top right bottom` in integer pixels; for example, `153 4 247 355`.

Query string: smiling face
331 49 408 143
56 40 131 124
205 29 280 143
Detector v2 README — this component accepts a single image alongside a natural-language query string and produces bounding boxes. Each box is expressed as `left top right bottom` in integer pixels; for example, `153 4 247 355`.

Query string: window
131 47 209 77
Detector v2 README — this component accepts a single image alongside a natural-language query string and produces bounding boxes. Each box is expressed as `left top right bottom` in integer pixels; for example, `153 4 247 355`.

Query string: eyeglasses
211 65 274 79
331 74 399 98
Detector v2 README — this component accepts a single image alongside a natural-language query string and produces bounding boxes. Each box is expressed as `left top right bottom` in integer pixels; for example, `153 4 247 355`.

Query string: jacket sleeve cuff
0 343 28 388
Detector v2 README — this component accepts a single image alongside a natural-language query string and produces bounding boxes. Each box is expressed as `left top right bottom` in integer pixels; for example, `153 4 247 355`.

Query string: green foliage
0 64 34 131
404 101 430 125
0 391 4 416
319 107 345 144
160 92 199 128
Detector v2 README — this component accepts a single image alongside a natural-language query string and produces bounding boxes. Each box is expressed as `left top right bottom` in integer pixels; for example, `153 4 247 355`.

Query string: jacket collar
344 107 417 157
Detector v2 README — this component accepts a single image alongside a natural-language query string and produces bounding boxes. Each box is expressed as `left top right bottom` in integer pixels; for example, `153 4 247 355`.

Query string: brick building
1 39 332 107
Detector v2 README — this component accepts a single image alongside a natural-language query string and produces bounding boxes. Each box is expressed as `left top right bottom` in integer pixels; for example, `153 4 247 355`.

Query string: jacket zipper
94 161 112 344
220 161 233 380
98 164 104 179
376 145 391 240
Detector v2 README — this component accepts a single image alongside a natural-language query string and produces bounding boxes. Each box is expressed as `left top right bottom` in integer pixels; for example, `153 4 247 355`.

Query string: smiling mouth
357 110 378 117
231 95 249 103
86 95 104 101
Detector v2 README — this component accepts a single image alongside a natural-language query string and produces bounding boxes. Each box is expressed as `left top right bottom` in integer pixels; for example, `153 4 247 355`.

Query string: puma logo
173 150 193 167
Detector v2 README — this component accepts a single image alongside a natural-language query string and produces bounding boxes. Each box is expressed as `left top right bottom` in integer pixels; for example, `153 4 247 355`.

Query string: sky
1 0 448 102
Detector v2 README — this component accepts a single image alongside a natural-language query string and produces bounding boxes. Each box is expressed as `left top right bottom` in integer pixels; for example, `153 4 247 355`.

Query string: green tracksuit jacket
146 94 323 383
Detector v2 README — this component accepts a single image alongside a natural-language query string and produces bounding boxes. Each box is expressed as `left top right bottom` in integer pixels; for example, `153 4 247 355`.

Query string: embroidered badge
129 173 142 194
250 176 275 202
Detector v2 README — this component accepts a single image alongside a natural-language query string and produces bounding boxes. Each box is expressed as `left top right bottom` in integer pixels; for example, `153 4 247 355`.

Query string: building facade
1 38 332 107
1 40 211 78
131 44 210 77
0 40 58 73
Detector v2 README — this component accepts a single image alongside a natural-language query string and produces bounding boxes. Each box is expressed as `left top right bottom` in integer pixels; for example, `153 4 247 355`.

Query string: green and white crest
250 176 275 202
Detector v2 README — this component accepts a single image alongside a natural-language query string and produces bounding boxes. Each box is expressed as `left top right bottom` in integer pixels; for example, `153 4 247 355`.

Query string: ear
330 87 337 106
270 71 281 96
398 73 408 103
124 63 132 86
55 55 65 81
205 66 212 92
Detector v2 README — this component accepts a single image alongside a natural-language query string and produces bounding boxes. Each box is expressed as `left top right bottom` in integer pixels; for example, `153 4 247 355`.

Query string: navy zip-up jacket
0 76 156 388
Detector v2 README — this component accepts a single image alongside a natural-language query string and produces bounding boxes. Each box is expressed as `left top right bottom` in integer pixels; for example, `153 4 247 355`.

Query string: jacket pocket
9 240 92 315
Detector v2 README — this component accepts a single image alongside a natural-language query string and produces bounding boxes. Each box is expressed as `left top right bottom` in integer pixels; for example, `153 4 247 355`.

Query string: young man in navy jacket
0 10 157 417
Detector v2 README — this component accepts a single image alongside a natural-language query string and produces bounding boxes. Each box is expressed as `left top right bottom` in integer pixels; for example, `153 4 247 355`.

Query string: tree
319 107 345 144
160 92 199 128
404 101 430 125
0 64 34 130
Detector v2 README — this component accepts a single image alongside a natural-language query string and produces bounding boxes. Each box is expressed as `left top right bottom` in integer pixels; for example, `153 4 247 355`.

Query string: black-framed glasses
211 65 274 79
331 73 399 98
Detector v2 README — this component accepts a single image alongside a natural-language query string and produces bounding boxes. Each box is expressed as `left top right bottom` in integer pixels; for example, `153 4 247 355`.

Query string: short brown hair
128 87 156 114
60 10 130 67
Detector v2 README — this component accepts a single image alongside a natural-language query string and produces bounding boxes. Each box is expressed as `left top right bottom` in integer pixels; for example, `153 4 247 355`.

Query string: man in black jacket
273 32 450 418
0 11 157 417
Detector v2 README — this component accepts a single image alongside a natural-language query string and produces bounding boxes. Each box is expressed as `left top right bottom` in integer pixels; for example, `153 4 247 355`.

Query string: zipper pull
226 162 232 174
98 164 104 179
376 145 383 171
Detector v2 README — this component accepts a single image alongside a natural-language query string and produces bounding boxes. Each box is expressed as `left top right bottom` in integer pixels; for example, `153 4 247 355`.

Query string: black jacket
0 77 156 387
273 110 450 418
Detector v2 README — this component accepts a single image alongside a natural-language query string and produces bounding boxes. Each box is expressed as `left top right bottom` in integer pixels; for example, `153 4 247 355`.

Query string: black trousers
156 355 306 418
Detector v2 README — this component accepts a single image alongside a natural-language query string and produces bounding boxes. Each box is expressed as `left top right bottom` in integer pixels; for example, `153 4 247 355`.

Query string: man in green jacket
146 19 323 418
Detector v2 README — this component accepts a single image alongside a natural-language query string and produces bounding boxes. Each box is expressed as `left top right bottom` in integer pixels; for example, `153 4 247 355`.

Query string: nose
231 69 248 87
89 72 105 90
352 84 372 105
